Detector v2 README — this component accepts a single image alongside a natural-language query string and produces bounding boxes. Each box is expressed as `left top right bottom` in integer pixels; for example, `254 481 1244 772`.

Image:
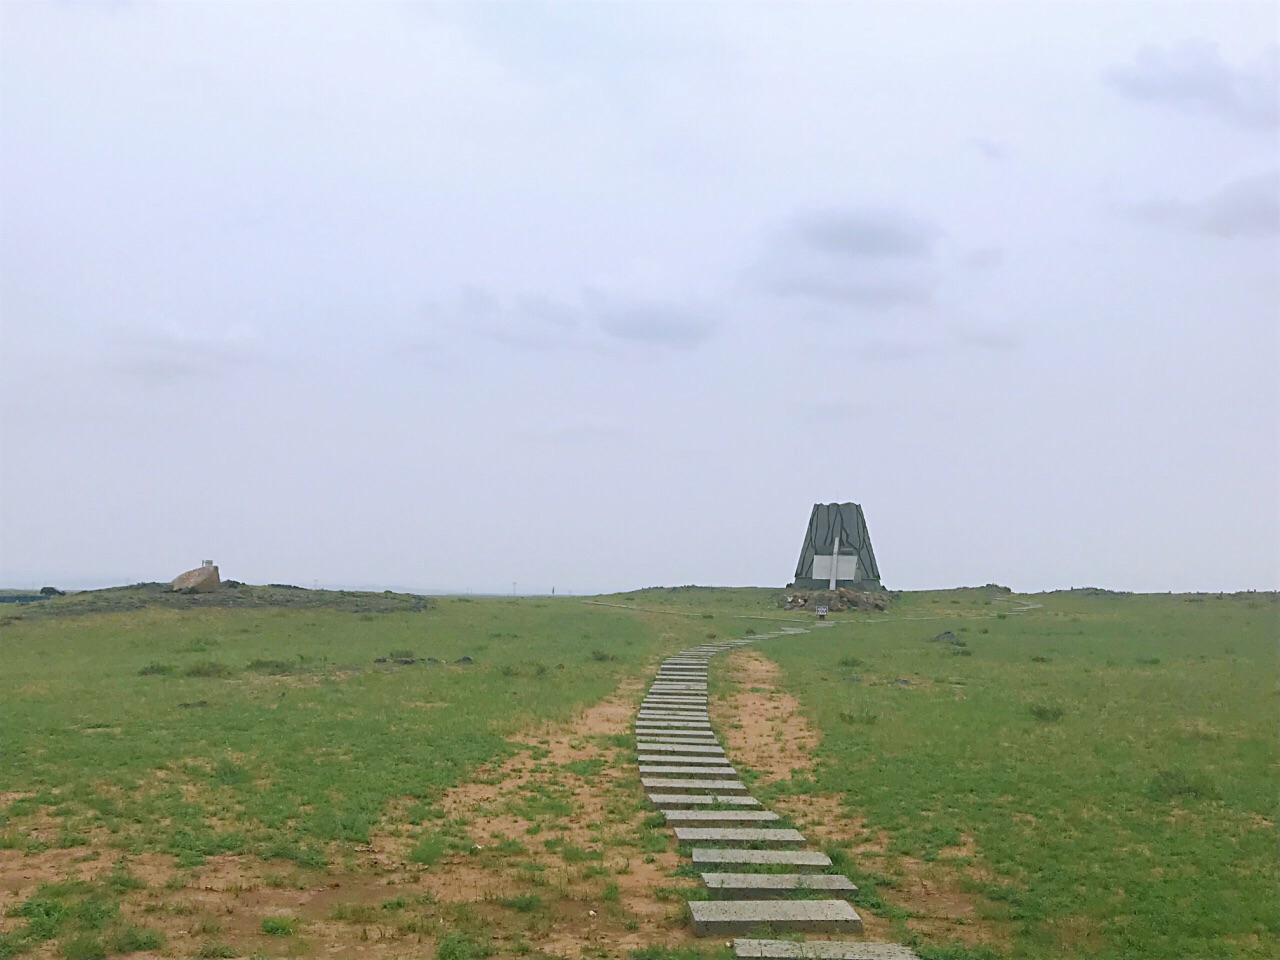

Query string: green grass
754 588 1277 960
1 583 1272 959
0 592 662 873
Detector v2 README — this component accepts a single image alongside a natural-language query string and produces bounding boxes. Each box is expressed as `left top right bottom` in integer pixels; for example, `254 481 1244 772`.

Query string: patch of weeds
191 917 222 936
259 916 296 936
211 759 251 786
435 932 492 960
1030 656 1050 663
12 896 72 940
381 896 408 912
839 709 878 726
558 842 602 863
107 927 164 953
1136 657 1161 666
137 663 174 676
589 650 617 662
602 881 619 902
195 944 239 959
564 758 604 777
72 899 117 930
245 659 297 675
104 861 146 893
1147 769 1220 801
497 893 542 913
183 661 234 678
838 656 864 668
1028 704 1064 723
60 935 106 960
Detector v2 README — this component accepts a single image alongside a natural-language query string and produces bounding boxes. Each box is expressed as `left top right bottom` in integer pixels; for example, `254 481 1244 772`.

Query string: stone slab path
635 632 919 957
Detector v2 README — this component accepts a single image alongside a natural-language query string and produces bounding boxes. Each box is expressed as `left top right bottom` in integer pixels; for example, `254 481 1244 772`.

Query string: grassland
0 584 1274 960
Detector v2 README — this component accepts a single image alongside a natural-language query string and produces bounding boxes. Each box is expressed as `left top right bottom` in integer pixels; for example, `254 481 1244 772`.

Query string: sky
1 1 1277 595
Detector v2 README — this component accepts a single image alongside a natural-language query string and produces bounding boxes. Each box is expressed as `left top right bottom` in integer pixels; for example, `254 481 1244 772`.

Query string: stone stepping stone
635 729 718 737
689 900 861 936
647 794 759 808
635 742 724 754
639 706 708 713
650 675 711 686
637 737 720 746
692 849 832 870
664 810 779 824
640 703 707 710
702 873 857 898
643 702 707 709
644 695 707 700
638 755 731 765
635 721 713 729
642 778 747 793
639 765 737 776
734 940 920 960
673 827 805 844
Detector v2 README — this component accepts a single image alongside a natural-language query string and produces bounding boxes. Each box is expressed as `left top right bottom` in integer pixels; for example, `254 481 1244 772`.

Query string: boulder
171 564 221 593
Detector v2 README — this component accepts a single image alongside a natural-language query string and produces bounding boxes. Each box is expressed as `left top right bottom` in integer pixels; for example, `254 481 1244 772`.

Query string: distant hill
0 581 432 620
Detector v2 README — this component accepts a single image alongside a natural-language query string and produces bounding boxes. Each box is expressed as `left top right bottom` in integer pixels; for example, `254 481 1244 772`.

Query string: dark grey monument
793 502 881 590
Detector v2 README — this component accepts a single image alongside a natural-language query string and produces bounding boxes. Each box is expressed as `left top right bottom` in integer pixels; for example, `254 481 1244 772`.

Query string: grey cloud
754 207 942 312
791 208 940 259
767 276 934 309
108 325 265 382
594 297 716 347
428 288 716 351
974 139 1009 161
1127 171 1280 238
1106 41 1279 130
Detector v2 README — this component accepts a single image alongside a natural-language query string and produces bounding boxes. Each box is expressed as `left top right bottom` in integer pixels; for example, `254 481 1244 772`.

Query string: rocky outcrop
171 564 220 593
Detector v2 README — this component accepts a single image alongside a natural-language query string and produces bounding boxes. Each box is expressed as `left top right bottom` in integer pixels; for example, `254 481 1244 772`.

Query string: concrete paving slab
673 828 805 844
641 778 747 793
733 940 918 959
691 849 831 870
646 795 760 808
689 900 861 936
634 747 727 757
701 874 857 898
664 810 779 824
638 765 737 776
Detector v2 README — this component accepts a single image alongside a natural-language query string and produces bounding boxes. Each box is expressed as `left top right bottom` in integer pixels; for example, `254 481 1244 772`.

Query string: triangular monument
793 502 881 590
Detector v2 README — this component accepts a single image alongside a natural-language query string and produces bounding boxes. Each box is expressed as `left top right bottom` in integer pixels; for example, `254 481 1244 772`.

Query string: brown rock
171 564 221 593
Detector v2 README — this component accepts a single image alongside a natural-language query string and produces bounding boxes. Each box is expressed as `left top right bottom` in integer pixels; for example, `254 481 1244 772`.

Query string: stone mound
780 587 887 612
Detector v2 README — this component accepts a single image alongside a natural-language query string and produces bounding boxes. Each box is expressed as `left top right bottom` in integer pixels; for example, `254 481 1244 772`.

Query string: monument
792 503 881 591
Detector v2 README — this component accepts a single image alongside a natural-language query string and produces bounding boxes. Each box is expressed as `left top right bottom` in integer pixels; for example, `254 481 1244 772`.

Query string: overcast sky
2 2 1276 594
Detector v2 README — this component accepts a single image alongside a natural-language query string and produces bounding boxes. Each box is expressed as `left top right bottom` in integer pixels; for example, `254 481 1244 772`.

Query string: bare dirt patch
710 650 818 783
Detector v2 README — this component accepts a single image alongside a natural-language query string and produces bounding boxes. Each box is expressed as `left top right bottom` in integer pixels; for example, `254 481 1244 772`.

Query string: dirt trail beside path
709 647 1012 951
